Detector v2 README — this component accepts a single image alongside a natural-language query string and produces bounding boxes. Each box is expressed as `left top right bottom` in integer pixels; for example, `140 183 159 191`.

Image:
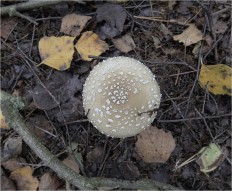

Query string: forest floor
1 0 231 190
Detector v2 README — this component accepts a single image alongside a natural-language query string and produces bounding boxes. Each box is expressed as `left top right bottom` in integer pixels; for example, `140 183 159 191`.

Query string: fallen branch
133 15 191 26
0 90 180 190
0 0 83 16
0 0 83 24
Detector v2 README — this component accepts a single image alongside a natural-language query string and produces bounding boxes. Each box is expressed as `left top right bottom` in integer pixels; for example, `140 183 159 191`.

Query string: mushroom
83 56 161 138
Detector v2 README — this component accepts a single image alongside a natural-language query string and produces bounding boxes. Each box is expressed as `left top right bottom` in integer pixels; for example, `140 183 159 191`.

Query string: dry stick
158 113 231 123
7 9 39 25
0 0 82 24
198 1 218 61
194 107 232 165
184 21 207 116
203 33 225 61
0 91 93 190
15 42 80 175
0 90 180 190
213 7 231 16
0 0 82 16
133 15 191 26
88 56 197 71
163 90 200 144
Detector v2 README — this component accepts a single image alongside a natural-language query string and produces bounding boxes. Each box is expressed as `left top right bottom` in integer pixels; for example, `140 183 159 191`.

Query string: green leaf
196 143 224 173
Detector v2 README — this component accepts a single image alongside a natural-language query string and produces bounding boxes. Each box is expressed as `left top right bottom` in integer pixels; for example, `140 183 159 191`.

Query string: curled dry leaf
173 24 203 46
199 64 232 96
135 126 175 163
159 23 173 39
26 115 53 142
112 34 136 53
1 176 16 191
168 0 176 10
39 36 75 70
192 35 212 57
3 137 22 159
86 146 104 164
75 31 109 61
60 13 92 37
0 109 9 129
214 20 228 34
63 155 80 174
0 18 17 39
39 172 63 190
31 82 59 110
10 166 39 191
2 157 27 172
96 3 127 38
117 162 140 180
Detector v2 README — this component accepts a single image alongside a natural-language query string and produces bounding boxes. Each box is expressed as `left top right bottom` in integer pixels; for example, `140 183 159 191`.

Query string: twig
133 15 191 26
198 1 218 61
88 56 196 71
0 0 83 16
0 90 181 190
212 7 231 17
0 0 83 24
59 118 89 126
0 90 92 190
158 113 231 123
184 21 207 116
203 33 226 61
194 107 232 164
9 10 39 25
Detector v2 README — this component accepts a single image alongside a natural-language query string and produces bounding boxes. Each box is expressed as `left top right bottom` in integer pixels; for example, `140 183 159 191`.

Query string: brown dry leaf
3 137 22 159
112 34 136 53
135 126 175 163
173 24 203 46
176 1 192 15
39 36 75 70
0 109 9 128
118 162 140 180
96 3 127 38
214 20 228 34
75 31 109 61
160 23 173 38
2 157 27 172
39 172 63 190
10 166 39 191
168 0 176 10
60 13 92 37
0 18 17 39
193 35 212 57
86 146 104 164
1 176 16 191
63 155 80 173
26 115 53 142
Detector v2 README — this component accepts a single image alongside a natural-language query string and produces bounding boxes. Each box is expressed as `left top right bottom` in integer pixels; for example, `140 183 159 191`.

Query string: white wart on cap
83 56 161 138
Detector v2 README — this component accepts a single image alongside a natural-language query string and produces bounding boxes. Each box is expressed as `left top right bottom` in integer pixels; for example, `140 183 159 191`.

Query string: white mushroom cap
83 56 161 138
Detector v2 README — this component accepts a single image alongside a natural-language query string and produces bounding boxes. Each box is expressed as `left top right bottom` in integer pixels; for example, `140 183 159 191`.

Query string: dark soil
1 1 231 190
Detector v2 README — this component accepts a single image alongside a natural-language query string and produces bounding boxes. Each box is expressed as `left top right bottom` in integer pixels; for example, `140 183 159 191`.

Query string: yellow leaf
0 109 9 129
173 24 203 46
199 64 232 96
39 36 75 70
10 166 39 191
75 31 109 61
